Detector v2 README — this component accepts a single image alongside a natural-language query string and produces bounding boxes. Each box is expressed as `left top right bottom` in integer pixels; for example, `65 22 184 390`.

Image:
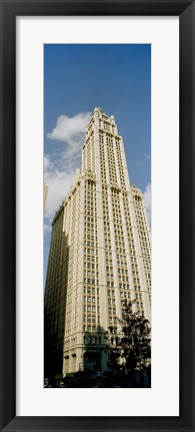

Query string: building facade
44 107 151 376
44 184 48 210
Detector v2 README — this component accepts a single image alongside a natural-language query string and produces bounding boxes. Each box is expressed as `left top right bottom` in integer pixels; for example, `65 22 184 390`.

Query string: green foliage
107 300 151 371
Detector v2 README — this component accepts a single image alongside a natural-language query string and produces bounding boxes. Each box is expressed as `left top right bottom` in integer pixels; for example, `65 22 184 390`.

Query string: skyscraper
44 107 151 376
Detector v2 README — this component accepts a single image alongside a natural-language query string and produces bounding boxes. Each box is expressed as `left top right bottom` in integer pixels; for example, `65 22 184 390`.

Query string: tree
107 300 151 372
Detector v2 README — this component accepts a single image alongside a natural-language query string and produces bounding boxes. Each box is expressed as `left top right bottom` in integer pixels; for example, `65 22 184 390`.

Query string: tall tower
44 107 151 376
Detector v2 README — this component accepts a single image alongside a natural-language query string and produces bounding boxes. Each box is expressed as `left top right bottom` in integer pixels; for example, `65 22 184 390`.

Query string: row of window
84 296 99 303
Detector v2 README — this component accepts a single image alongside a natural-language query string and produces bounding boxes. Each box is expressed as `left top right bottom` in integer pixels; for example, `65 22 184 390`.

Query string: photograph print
44 44 151 388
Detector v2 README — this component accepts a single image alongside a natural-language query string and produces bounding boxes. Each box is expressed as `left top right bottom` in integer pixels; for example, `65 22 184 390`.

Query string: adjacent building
44 107 151 376
44 183 48 210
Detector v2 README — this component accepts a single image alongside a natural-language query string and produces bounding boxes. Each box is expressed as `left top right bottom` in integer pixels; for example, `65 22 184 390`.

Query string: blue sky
44 44 151 282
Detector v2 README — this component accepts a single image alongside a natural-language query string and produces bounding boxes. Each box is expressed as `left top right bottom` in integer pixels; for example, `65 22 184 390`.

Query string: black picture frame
0 0 194 431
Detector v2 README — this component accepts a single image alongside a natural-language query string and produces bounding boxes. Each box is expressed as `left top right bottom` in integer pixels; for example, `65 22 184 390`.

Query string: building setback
44 107 151 376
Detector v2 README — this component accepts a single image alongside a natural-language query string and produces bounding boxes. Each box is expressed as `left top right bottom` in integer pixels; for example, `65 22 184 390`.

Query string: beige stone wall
44 184 48 211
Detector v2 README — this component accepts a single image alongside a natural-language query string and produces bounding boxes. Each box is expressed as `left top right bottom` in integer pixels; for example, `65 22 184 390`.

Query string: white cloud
143 182 151 225
47 112 91 143
44 112 92 222
44 154 75 222
44 223 52 235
